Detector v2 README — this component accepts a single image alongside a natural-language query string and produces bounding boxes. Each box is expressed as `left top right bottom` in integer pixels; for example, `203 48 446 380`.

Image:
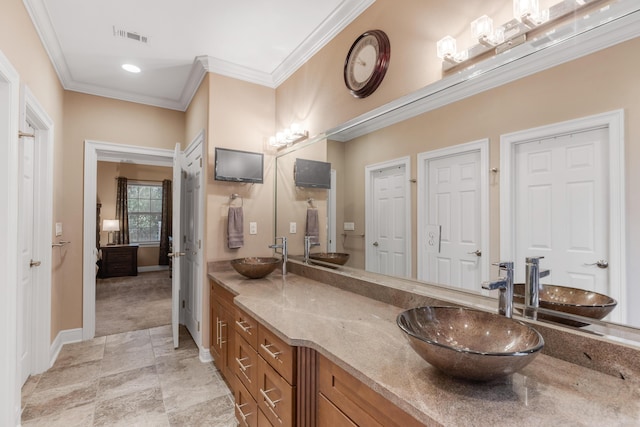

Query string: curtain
159 179 172 265
115 177 130 245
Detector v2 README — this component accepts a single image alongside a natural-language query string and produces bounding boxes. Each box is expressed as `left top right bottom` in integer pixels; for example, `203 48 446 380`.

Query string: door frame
0 48 21 427
416 139 490 284
83 140 174 340
364 156 411 275
500 110 625 322
19 85 54 377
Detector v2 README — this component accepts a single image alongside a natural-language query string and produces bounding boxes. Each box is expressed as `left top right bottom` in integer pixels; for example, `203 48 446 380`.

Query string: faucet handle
526 256 545 264
482 278 507 291
492 261 514 271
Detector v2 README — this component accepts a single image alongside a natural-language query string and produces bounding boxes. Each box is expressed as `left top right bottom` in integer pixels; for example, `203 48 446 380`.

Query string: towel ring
307 198 316 208
230 193 243 207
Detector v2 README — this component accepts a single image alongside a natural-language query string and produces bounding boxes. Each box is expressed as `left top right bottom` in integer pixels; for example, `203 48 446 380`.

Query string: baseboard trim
138 265 170 273
49 328 83 368
199 347 213 363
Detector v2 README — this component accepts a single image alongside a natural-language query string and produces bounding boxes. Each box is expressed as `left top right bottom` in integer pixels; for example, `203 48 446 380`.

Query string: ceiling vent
113 26 149 44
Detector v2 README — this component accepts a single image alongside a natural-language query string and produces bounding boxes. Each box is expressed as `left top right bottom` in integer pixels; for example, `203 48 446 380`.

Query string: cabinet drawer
257 408 272 427
235 378 258 427
318 393 357 427
234 335 259 399
258 326 296 385
235 308 258 350
257 356 295 427
318 355 423 427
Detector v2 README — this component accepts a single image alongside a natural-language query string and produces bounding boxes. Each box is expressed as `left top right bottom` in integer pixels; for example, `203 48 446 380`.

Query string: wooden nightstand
100 244 139 278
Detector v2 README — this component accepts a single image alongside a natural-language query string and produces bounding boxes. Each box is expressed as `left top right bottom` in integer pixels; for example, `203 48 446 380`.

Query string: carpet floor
95 270 172 337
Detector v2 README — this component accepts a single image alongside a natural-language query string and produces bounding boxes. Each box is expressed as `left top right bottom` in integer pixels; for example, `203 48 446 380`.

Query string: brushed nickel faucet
269 237 288 275
482 262 515 318
304 235 320 264
524 256 550 319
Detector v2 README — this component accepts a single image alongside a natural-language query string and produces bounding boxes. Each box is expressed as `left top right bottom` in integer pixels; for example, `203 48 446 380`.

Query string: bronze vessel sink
309 252 350 265
513 283 617 327
230 257 280 279
397 306 544 381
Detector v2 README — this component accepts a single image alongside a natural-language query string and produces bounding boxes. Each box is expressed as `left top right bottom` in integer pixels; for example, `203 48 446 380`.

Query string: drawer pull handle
219 322 227 346
235 320 253 334
216 318 221 346
259 387 282 409
235 357 252 372
235 403 252 425
260 343 282 360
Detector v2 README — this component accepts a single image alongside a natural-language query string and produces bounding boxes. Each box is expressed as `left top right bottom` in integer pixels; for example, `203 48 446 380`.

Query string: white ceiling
24 0 374 111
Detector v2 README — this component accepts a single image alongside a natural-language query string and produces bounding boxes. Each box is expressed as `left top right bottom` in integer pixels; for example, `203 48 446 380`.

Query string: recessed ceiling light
122 63 141 73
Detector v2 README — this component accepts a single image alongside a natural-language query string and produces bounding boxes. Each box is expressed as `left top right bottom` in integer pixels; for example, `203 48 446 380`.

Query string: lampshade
102 219 120 232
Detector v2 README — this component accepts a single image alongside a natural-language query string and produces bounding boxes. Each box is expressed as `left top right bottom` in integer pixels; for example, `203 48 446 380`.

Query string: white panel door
18 123 36 386
183 146 202 344
514 128 609 294
370 165 408 277
171 143 185 348
426 151 482 290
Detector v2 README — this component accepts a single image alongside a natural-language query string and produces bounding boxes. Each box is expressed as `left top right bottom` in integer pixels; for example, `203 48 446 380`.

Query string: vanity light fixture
122 63 141 73
436 0 601 72
269 123 309 148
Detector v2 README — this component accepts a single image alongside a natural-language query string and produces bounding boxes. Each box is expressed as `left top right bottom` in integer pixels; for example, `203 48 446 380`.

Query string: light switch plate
290 222 297 234
55 222 63 236
344 222 355 231
249 222 257 235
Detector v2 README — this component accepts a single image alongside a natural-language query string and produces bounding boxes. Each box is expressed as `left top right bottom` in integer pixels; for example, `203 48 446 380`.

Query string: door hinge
198 239 201 249
197 321 200 332
199 157 202 168
182 300 185 308
183 235 186 243
183 171 187 179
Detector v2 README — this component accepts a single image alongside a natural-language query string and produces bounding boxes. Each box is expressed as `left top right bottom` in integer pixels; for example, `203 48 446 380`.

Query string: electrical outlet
344 222 355 231
290 222 297 234
249 222 257 235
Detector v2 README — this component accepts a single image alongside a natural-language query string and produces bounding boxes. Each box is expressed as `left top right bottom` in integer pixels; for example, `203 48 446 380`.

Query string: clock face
344 30 390 98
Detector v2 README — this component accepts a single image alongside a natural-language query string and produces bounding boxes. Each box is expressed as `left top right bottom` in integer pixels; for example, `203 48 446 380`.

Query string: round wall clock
344 30 390 99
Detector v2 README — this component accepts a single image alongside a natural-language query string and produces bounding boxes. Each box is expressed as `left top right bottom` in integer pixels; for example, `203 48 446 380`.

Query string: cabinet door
318 355 423 427
318 393 357 427
219 301 234 381
257 355 294 426
210 284 220 363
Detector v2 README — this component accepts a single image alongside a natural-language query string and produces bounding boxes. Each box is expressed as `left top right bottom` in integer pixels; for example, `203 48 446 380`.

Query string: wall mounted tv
294 158 331 189
214 147 264 184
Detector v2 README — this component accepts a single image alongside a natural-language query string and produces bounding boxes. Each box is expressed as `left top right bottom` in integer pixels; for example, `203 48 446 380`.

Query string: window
127 182 163 244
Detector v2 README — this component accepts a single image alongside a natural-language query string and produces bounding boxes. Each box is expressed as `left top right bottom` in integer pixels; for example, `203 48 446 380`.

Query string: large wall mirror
275 4 640 337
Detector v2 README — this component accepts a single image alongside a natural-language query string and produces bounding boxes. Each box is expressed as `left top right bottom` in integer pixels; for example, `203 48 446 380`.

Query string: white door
514 128 609 295
18 122 36 386
171 143 185 348
366 160 410 277
424 151 482 291
182 142 203 344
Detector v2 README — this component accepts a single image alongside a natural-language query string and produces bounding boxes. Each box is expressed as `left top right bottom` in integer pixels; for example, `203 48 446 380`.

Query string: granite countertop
208 265 640 426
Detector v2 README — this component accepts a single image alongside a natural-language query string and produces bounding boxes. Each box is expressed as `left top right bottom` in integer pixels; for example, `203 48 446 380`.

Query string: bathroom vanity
208 261 640 426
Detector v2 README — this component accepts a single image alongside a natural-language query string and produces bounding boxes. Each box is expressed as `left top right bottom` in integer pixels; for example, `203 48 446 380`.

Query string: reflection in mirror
275 7 640 333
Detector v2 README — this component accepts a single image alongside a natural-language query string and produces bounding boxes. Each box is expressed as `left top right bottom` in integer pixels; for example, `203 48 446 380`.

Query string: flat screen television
294 158 331 189
214 147 264 184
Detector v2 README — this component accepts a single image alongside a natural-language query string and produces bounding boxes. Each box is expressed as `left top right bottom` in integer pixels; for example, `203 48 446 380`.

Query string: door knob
373 241 379 247
168 252 186 258
30 259 41 268
585 260 608 269
467 250 482 257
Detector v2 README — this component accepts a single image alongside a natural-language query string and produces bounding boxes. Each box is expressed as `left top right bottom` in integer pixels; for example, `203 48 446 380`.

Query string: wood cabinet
317 354 423 427
210 281 235 381
99 244 138 278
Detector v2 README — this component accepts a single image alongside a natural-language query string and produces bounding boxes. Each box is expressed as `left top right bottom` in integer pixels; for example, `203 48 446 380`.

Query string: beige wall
96 162 172 267
0 0 66 340
62 92 185 332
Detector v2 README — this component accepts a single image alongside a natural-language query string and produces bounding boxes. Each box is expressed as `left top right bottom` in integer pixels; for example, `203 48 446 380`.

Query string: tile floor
21 325 236 426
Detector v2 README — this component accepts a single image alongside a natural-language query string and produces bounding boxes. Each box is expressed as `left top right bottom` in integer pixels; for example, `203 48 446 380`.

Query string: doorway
500 110 625 323
365 157 411 277
417 139 490 290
